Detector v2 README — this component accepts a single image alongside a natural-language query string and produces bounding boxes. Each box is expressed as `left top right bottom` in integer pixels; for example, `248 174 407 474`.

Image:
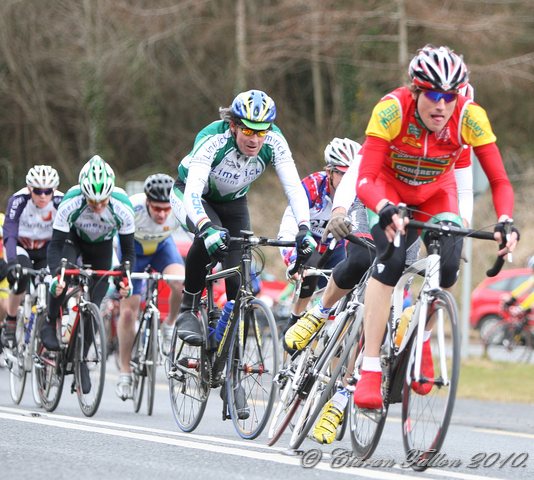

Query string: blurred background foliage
0 0 533 279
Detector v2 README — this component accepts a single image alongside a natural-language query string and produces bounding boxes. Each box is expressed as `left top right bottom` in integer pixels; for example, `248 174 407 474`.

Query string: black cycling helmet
144 173 174 202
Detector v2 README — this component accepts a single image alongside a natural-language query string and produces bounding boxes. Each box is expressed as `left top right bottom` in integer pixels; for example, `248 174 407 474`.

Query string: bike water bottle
61 296 78 343
215 300 234 343
24 305 37 344
395 305 415 348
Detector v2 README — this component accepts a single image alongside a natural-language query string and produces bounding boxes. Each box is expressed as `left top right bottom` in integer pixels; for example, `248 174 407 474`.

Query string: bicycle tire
267 350 310 446
226 298 279 440
34 316 65 412
349 330 388 460
401 290 460 471
131 312 149 413
168 314 211 432
30 313 44 408
74 302 106 417
9 307 28 404
288 315 358 450
145 310 159 416
483 319 533 364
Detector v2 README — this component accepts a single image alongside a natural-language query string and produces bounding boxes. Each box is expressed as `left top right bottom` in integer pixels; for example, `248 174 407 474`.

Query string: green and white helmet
79 155 115 201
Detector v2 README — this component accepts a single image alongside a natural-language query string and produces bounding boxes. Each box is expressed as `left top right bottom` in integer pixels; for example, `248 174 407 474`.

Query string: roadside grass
458 357 534 403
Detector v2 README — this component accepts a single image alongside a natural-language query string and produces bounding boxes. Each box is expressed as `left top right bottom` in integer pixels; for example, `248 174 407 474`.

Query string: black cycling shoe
176 311 203 346
221 382 250 420
0 319 17 348
40 320 60 351
79 362 91 394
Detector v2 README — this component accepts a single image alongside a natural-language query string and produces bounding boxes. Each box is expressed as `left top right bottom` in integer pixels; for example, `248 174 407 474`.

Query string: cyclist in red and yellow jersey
354 44 519 409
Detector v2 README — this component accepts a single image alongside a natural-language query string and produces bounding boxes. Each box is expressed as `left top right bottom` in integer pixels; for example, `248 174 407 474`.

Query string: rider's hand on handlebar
321 209 352 242
199 221 230 263
295 225 317 262
378 203 407 242
494 218 520 257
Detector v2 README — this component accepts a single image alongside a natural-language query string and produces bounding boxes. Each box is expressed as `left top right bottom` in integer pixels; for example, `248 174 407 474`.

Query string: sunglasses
149 203 172 213
32 188 54 196
238 126 269 137
422 89 457 104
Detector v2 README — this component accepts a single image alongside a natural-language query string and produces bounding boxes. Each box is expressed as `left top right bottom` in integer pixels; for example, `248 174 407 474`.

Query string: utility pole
235 0 246 93
398 0 408 83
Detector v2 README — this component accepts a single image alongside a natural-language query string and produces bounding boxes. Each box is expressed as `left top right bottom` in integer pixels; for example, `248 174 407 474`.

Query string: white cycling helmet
324 137 362 172
409 44 469 92
79 155 115 202
26 165 60 189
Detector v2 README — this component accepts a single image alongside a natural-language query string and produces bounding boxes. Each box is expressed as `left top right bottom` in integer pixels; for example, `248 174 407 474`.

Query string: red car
470 267 531 337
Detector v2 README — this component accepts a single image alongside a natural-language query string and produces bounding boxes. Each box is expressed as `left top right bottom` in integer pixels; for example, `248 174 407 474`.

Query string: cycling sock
331 387 350 410
362 356 381 372
423 330 432 342
312 300 331 319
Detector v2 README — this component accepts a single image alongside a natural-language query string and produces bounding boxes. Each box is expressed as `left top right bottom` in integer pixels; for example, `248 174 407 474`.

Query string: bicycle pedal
177 357 199 369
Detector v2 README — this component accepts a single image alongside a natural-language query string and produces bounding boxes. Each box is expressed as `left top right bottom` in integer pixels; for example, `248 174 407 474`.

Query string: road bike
267 234 375 449
4 266 49 406
349 205 508 470
482 305 533 363
167 230 294 439
33 260 119 417
129 270 184 415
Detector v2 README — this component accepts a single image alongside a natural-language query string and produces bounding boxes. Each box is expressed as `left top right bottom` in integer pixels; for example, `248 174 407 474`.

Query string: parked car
470 267 531 339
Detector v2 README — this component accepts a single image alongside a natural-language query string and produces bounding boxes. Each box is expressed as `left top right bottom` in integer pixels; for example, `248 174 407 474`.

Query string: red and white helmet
409 45 469 92
324 138 361 172
26 165 60 189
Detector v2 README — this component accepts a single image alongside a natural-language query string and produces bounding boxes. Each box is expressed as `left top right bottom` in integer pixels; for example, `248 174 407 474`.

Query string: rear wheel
75 303 106 417
401 291 460 471
226 299 279 440
34 316 65 412
9 307 27 404
168 316 211 432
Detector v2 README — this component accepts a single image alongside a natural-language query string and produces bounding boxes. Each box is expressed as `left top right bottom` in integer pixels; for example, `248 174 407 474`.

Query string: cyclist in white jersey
115 173 185 400
40 156 135 395
1 166 62 348
278 138 372 334
170 89 317 346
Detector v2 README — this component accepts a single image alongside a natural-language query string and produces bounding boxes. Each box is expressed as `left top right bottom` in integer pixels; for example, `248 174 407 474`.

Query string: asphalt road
0 358 532 480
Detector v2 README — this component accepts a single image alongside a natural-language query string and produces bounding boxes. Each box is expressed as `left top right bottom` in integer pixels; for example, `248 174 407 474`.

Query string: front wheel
401 291 460 471
9 307 28 404
74 303 106 417
226 298 279 440
145 310 160 416
483 319 533 363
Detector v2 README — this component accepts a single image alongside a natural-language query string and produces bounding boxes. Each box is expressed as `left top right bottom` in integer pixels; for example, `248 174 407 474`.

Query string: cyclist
502 256 534 314
40 155 135 394
115 173 185 400
170 89 316 347
278 137 366 335
352 44 519 411
0 213 9 352
283 140 376 444
0 166 62 348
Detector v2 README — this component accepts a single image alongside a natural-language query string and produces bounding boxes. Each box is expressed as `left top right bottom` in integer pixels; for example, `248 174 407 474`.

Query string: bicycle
4 265 49 406
129 269 184 416
167 230 294 439
33 259 119 417
482 305 533 363
349 205 508 470
267 235 375 449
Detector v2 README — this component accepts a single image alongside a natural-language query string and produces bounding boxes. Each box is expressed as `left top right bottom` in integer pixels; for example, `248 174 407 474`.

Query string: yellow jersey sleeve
365 98 402 141
510 277 534 298
519 291 534 310
461 103 497 147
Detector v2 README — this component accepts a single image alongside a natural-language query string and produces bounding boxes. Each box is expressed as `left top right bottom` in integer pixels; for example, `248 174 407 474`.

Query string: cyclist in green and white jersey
170 89 317 345
40 156 136 373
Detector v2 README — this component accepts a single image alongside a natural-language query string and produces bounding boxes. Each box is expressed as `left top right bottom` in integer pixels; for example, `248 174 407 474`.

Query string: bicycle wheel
349 332 388 460
267 351 309 446
226 298 279 440
131 312 148 413
483 320 533 363
401 290 460 471
33 316 65 412
9 307 27 404
74 303 106 417
145 310 159 416
288 319 357 450
168 316 211 432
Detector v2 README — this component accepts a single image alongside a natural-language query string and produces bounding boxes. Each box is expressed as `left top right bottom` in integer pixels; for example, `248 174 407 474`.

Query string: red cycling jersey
357 86 514 220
